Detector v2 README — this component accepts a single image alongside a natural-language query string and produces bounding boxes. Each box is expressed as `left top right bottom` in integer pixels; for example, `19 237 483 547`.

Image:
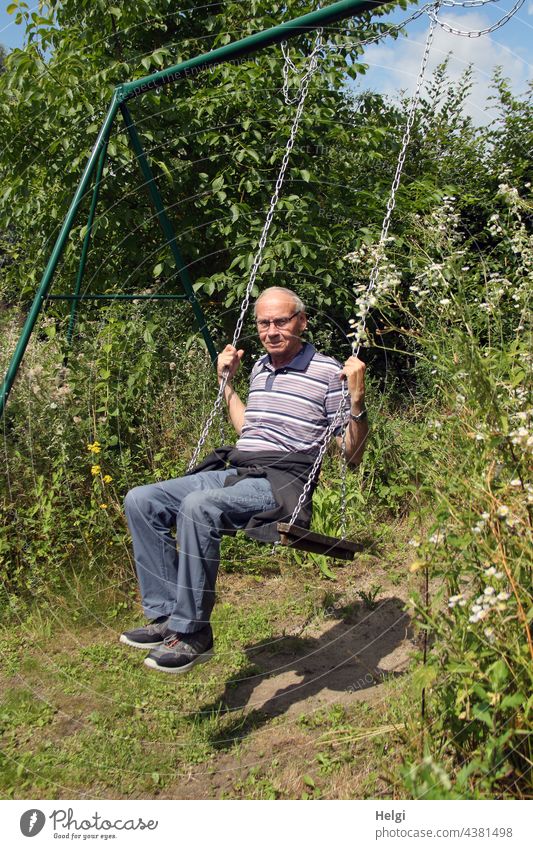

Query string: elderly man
121 287 368 673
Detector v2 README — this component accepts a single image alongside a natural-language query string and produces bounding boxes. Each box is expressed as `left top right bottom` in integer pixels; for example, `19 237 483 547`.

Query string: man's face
255 292 307 363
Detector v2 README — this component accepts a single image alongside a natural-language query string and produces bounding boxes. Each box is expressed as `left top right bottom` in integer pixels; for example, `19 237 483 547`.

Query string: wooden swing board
276 523 363 560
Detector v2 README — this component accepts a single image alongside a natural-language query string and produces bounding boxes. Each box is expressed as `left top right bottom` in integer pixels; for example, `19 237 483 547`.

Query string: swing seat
276 522 363 560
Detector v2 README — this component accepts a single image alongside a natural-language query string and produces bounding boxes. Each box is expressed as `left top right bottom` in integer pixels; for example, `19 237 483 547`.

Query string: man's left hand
340 356 366 407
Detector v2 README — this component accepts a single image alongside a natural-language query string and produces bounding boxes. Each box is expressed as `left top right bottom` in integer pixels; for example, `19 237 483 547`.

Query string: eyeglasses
255 311 301 330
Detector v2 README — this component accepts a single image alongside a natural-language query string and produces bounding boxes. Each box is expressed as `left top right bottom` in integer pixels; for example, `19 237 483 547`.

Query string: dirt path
159 556 421 799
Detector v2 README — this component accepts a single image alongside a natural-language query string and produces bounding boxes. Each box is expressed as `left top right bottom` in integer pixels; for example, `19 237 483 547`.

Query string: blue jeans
123 470 277 633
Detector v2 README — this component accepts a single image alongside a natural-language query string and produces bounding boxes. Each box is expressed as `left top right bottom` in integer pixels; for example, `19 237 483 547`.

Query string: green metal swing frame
0 0 390 418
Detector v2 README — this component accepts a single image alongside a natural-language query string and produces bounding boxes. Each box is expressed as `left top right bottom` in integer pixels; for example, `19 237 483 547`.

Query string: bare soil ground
0 531 425 799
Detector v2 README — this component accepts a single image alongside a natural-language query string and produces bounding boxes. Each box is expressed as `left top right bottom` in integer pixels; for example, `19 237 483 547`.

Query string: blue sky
352 2 533 122
1 1 531 123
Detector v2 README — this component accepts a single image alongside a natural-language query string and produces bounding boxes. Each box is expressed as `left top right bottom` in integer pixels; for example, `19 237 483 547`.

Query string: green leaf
488 659 509 690
6 3 18 14
303 775 315 788
153 263 163 278
212 175 224 192
501 692 525 710
472 704 494 729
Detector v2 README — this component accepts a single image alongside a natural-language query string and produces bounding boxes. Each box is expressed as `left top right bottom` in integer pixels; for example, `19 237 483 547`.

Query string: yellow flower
87 441 101 454
99 503 108 510
91 465 101 476
103 474 113 484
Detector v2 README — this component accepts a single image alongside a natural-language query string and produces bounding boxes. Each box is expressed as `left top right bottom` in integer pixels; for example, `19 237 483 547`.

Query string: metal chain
335 2 435 52
285 5 442 532
332 0 519 53
339 381 349 538
230 28 323 351
428 0 525 37
350 3 441 360
285 388 350 532
187 30 324 471
282 32 324 105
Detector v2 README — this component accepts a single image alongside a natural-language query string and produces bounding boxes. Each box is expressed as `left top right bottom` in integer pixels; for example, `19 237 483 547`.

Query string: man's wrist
350 405 367 423
350 399 365 415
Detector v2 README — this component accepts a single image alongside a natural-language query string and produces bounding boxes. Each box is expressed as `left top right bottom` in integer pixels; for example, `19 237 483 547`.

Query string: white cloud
354 11 532 125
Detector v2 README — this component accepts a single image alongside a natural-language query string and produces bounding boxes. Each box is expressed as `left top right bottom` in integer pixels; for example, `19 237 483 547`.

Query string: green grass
0 557 415 799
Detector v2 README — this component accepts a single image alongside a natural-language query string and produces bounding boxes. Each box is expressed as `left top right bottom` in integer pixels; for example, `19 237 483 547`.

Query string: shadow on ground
192 595 414 748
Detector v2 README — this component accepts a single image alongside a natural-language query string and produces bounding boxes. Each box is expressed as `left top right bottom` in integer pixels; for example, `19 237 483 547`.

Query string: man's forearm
344 417 369 466
343 397 369 466
222 381 246 435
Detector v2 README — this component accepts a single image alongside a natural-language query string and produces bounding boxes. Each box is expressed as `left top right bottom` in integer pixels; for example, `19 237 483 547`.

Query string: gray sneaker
144 624 214 674
119 615 171 648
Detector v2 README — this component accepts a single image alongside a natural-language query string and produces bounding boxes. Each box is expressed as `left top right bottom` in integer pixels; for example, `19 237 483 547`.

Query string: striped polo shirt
235 342 350 456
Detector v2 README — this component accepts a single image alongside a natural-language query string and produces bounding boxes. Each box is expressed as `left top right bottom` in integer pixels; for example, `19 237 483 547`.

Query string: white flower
50 402 58 410
483 628 495 643
484 586 496 596
481 512 490 521
429 531 445 545
510 479 522 487
448 594 464 608
484 566 496 576
408 538 420 548
496 505 509 518
439 299 451 306
475 433 485 442
497 592 510 602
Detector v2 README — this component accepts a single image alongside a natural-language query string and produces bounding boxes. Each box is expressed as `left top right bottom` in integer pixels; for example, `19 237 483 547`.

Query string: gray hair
253 286 306 317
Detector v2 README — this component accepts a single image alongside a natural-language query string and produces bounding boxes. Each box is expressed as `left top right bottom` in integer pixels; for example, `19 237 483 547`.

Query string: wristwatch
350 408 367 422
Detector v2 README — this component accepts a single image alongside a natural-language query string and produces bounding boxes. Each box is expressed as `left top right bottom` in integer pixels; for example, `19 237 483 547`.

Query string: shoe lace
163 633 185 648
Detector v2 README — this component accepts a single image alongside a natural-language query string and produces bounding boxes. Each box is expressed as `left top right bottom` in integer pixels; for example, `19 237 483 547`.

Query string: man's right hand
217 345 244 383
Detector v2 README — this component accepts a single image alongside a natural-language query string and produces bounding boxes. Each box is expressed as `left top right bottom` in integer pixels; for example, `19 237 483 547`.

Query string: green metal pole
120 0 390 100
0 93 121 417
120 103 217 362
66 135 110 348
